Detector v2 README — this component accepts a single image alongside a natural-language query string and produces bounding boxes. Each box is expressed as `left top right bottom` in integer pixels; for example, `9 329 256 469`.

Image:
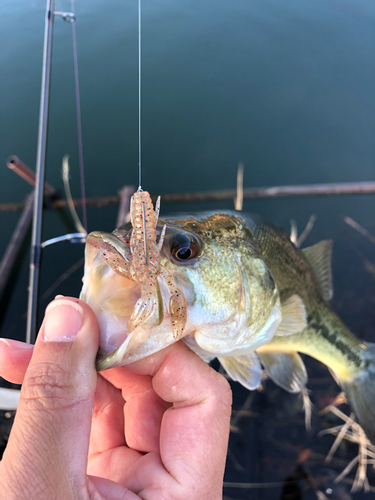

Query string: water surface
1 1 375 497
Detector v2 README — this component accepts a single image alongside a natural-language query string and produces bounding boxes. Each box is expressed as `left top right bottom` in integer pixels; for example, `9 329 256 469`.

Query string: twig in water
231 392 256 427
223 480 285 489
297 215 317 248
290 215 317 248
227 448 244 472
234 161 244 211
62 155 87 236
290 219 298 245
301 387 313 431
347 242 375 276
324 413 355 463
315 491 329 500
319 402 375 492
343 216 375 245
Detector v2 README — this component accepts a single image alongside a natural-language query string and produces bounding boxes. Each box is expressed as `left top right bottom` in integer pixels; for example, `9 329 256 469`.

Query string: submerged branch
2 181 375 213
343 216 375 245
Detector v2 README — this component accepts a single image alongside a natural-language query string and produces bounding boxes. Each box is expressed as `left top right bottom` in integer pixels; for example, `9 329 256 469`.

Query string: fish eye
170 233 200 262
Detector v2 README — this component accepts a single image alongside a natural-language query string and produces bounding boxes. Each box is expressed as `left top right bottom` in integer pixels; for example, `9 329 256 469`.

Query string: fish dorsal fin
257 351 307 393
275 294 307 336
219 352 262 390
302 240 333 301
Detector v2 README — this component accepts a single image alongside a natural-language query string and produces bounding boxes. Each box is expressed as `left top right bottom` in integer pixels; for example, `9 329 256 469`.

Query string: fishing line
137 0 148 263
71 0 88 232
138 0 142 191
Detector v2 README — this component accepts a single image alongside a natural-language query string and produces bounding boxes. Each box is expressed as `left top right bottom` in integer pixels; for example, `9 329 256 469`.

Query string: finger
89 374 126 455
88 475 139 500
0 339 34 384
88 369 162 483
88 446 143 483
122 342 232 499
155 346 232 492
1 297 99 498
101 367 170 453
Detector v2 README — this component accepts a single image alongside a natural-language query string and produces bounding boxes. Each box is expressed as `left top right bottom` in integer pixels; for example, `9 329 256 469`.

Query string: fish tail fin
339 342 375 444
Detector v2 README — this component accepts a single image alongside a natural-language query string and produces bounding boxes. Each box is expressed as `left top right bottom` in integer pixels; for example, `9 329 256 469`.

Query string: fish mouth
96 277 142 354
80 253 138 352
80 232 176 371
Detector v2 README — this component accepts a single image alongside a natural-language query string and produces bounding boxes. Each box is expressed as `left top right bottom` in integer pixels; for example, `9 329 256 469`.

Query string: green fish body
81 211 375 443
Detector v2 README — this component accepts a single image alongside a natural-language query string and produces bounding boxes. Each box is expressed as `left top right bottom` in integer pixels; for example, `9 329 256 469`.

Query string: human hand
0 297 232 499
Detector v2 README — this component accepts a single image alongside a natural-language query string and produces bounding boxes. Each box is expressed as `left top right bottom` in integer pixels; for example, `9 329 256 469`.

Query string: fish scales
182 242 240 316
81 209 375 443
248 215 364 377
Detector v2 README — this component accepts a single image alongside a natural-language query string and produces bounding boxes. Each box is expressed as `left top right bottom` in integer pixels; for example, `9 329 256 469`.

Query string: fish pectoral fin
302 239 333 301
276 294 307 336
219 352 262 390
257 350 307 393
182 335 215 363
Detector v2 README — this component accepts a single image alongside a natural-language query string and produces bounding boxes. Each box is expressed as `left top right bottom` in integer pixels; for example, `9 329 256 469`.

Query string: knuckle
22 362 76 411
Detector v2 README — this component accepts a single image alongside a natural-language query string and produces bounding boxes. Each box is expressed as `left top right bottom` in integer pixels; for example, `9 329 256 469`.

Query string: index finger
123 341 232 497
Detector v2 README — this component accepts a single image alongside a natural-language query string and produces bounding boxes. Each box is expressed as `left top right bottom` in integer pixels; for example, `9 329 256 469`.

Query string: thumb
1 297 99 498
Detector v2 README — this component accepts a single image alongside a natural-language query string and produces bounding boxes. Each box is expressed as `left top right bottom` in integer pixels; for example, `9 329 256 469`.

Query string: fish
85 191 187 340
80 209 375 444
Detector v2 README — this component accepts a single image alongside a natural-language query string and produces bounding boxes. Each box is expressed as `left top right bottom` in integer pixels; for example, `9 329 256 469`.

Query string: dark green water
1 0 375 497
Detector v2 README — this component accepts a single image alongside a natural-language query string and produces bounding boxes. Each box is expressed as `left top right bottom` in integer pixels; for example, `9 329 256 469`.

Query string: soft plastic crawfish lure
91 190 187 339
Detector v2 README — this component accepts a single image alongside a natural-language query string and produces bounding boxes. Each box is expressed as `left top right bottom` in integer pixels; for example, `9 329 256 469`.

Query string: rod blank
26 0 55 344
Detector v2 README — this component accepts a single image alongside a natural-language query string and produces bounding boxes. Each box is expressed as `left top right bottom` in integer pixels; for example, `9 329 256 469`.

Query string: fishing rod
26 0 143 343
26 1 76 344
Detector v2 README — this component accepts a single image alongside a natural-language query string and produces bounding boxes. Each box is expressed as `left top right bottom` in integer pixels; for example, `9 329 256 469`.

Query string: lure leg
127 285 157 332
86 232 131 276
154 196 161 225
160 268 187 340
100 250 131 279
158 224 167 251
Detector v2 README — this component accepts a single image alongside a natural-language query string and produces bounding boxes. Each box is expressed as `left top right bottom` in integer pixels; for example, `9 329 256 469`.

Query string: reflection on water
1 0 375 497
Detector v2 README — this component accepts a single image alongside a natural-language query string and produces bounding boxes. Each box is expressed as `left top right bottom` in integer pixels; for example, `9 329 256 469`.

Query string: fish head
80 212 282 370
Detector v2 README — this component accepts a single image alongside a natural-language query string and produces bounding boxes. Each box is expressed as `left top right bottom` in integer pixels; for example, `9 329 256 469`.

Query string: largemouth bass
80 211 375 443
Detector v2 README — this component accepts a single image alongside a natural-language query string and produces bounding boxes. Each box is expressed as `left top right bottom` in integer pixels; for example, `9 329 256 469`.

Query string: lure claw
127 191 186 336
160 268 187 339
128 295 157 332
91 190 187 340
154 196 161 225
